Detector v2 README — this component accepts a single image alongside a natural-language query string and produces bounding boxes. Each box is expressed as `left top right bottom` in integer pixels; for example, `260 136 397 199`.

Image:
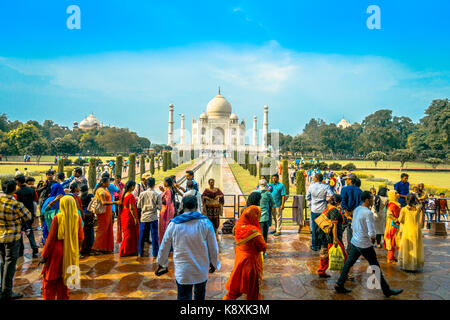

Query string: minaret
252 115 257 146
180 114 185 145
168 104 174 146
263 105 269 149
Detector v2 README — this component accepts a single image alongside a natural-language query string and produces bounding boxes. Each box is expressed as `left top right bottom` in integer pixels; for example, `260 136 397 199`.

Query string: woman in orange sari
118 181 139 257
223 192 267 300
40 196 84 300
158 177 175 245
92 177 118 254
384 190 401 264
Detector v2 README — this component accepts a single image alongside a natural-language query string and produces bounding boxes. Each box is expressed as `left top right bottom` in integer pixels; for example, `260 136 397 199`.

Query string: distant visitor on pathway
202 178 224 234
394 173 409 207
270 174 286 237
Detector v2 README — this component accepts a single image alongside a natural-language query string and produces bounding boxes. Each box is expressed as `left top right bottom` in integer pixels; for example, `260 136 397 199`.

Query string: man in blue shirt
177 170 199 193
306 173 334 251
394 173 409 207
270 174 286 236
340 173 362 252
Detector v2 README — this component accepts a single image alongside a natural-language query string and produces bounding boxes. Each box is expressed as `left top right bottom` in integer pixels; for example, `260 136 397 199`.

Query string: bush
88 158 96 190
73 158 88 166
328 163 343 171
282 160 290 195
150 154 155 175
302 162 314 170
140 154 146 178
128 153 136 181
116 155 123 177
57 159 65 173
343 163 357 171
61 158 72 166
316 162 328 171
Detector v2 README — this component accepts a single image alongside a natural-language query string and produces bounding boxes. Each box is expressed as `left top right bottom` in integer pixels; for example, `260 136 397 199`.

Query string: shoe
32 248 39 258
319 273 331 278
384 288 403 298
334 285 351 294
273 232 281 237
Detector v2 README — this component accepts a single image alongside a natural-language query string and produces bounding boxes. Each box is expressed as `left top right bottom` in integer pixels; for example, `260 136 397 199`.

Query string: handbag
314 212 333 234
329 244 345 271
87 196 106 215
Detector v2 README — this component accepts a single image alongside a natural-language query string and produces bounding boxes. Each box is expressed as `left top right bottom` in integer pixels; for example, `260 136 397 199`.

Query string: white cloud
1 43 449 143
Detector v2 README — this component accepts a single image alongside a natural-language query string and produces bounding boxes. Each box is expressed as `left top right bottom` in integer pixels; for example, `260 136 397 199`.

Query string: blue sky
0 0 449 143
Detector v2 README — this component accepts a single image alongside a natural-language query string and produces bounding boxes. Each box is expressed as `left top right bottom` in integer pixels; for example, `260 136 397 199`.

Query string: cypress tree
116 155 123 177
191 149 195 161
57 158 64 174
129 153 136 182
282 159 290 195
150 154 155 175
244 151 249 170
168 151 173 169
163 152 168 172
88 158 96 190
140 154 145 178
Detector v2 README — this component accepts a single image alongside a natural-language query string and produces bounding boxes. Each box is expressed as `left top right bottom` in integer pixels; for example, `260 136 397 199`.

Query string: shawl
202 188 225 205
234 205 262 245
56 196 81 287
171 211 208 224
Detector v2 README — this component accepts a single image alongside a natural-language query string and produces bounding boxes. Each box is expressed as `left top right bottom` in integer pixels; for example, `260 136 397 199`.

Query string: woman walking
384 190 401 264
92 177 118 254
223 192 266 300
40 196 84 300
398 194 424 272
371 187 389 249
316 194 348 278
118 181 140 257
158 177 175 245
202 178 224 233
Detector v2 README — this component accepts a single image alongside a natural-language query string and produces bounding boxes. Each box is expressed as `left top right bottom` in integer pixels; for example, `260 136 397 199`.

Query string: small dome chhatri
79 113 101 130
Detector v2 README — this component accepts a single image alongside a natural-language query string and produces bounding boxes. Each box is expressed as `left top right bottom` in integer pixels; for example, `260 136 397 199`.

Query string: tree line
0 116 151 160
270 99 449 163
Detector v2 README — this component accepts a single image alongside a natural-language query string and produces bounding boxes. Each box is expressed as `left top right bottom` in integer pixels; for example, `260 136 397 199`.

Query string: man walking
270 174 286 236
340 173 362 252
306 173 334 251
156 195 220 300
0 180 33 300
394 173 409 208
180 180 202 213
137 177 161 258
335 191 403 298
257 179 275 247
14 175 39 258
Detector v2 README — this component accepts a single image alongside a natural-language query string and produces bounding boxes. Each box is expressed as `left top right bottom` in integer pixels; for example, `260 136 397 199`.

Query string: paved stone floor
13 225 449 300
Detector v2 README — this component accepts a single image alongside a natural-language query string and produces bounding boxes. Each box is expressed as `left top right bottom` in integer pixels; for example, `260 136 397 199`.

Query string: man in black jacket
15 174 39 258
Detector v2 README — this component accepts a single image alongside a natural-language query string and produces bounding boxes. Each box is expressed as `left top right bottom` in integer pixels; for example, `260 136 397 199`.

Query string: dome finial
218 86 221 95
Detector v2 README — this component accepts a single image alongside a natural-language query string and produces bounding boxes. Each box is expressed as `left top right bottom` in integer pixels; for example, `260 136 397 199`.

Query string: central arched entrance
212 127 225 145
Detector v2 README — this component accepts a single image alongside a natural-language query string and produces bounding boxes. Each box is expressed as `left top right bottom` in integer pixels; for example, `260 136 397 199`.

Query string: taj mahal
168 89 269 153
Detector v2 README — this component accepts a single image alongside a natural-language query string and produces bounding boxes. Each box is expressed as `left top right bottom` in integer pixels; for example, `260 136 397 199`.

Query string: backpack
221 218 236 234
87 196 106 215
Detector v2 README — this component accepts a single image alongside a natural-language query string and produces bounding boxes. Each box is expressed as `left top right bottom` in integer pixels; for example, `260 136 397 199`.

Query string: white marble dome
79 113 101 130
230 113 238 120
337 117 351 129
206 94 232 119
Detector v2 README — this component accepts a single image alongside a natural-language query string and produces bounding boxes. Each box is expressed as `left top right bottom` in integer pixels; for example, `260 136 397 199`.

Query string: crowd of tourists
0 160 448 300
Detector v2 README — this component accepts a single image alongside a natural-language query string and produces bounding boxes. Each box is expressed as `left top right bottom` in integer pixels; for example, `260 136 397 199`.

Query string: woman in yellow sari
384 190 401 264
40 196 84 300
398 194 424 272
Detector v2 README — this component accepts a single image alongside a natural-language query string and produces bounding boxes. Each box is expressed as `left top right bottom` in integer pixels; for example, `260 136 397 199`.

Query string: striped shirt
0 194 32 243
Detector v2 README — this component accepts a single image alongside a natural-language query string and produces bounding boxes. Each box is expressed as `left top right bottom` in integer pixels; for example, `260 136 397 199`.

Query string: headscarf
234 205 262 245
56 196 81 287
171 211 208 224
388 190 400 207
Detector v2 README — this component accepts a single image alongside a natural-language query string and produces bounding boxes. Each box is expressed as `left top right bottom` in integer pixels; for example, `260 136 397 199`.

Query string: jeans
310 212 321 250
139 221 159 257
19 220 38 255
0 240 21 298
176 280 207 300
336 244 391 295
259 221 269 243
343 222 353 253
83 225 95 254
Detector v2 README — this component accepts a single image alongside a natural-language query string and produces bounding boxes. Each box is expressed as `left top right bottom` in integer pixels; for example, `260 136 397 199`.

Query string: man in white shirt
156 195 220 300
335 191 403 297
137 177 162 258
180 180 202 213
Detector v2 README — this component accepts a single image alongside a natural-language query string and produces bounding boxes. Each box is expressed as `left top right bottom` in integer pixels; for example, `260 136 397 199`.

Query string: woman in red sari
384 190 401 264
158 177 175 245
92 177 118 254
40 196 84 300
118 181 140 257
202 178 224 233
223 192 266 300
